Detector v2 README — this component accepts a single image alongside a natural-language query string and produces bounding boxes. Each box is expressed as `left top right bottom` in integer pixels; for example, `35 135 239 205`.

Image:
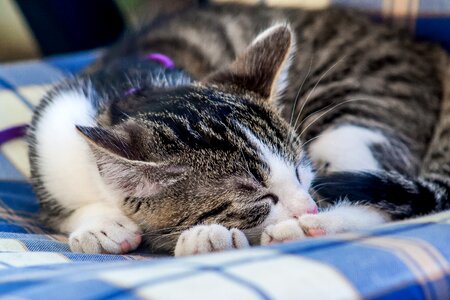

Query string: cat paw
260 214 332 245
260 219 306 245
69 216 142 254
174 224 249 256
298 214 336 237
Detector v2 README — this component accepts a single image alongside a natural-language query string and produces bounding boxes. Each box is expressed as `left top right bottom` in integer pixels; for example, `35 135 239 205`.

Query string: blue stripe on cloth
63 253 141 262
0 155 25 181
45 50 100 74
0 62 64 87
331 0 384 11
218 270 271 300
14 238 69 252
0 181 38 213
0 279 141 300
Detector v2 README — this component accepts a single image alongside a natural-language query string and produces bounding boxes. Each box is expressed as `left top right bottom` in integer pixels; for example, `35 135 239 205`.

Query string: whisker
298 97 370 136
301 133 324 148
290 57 314 125
295 100 338 132
292 56 347 131
140 224 192 235
310 182 349 197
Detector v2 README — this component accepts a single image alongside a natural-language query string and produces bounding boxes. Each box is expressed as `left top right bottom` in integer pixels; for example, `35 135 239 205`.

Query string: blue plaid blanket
1 1 450 299
1 180 450 299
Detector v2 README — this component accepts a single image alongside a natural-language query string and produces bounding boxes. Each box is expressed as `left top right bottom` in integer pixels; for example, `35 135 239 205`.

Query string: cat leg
61 203 142 254
261 202 389 245
174 224 249 256
308 124 386 174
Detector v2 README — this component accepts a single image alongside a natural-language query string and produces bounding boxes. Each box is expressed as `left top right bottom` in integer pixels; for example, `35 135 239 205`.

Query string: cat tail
312 171 450 220
313 55 450 220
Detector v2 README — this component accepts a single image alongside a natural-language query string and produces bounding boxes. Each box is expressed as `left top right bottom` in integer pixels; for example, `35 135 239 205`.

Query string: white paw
298 214 337 236
174 224 249 257
260 219 306 245
69 215 141 254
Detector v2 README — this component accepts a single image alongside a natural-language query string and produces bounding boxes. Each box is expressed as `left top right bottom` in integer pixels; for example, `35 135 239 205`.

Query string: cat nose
306 205 318 214
290 203 318 218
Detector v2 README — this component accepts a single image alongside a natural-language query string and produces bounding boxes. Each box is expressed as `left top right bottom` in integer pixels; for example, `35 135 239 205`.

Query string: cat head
78 24 317 252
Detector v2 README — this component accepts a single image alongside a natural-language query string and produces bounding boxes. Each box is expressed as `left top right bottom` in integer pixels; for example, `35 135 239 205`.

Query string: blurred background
0 0 202 62
0 0 449 63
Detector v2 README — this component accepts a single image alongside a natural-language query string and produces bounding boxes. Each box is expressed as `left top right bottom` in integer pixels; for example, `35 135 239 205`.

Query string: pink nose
291 204 319 218
306 205 318 215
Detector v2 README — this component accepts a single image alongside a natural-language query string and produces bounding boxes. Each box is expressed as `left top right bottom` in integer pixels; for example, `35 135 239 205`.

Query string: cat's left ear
76 123 187 198
206 24 295 103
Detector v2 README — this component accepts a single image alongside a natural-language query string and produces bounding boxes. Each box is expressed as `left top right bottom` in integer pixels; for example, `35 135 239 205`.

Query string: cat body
28 3 450 255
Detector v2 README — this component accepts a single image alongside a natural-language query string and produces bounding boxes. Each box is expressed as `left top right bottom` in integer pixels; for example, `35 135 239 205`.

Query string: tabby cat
28 3 450 256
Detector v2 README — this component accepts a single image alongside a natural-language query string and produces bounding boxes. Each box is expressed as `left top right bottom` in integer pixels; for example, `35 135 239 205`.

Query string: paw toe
230 228 249 249
305 228 326 237
174 225 249 256
261 219 305 245
298 214 328 237
208 225 233 252
69 217 142 254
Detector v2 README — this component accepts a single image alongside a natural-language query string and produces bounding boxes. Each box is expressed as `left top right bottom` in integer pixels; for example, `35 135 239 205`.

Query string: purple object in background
124 53 176 97
0 125 28 146
144 53 175 69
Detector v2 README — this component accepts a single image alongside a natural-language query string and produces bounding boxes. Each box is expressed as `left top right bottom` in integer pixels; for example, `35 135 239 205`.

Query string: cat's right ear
76 123 187 198
205 24 295 104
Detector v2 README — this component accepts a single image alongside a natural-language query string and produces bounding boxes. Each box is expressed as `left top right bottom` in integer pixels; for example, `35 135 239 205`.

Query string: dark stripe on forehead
152 116 238 151
245 102 287 141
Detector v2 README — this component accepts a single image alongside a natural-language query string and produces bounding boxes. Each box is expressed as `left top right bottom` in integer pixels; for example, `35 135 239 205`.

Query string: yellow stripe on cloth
0 239 27 252
18 84 53 107
0 252 69 268
382 0 419 31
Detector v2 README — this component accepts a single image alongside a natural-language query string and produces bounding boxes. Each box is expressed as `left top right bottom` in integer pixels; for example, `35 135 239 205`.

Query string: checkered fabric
1 1 450 299
0 179 450 299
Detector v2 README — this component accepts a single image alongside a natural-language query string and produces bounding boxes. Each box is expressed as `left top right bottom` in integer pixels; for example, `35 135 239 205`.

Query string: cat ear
206 24 295 103
76 124 186 198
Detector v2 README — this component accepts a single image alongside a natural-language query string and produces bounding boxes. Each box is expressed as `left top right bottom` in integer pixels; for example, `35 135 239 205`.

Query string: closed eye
258 193 279 205
236 182 258 193
296 165 314 189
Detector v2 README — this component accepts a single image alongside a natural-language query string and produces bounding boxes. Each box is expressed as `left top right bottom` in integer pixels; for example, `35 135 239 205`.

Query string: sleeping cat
28 3 450 256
